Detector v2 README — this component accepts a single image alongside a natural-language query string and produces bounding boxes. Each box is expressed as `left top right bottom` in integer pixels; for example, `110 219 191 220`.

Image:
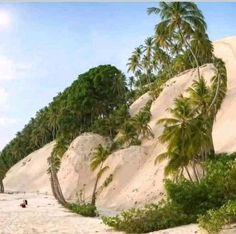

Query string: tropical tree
156 95 209 181
90 144 110 205
47 137 69 205
127 46 143 77
148 2 209 79
132 102 154 139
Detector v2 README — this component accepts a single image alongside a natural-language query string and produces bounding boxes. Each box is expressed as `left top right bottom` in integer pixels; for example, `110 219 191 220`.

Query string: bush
103 155 236 233
165 154 236 216
102 201 192 233
198 200 236 233
66 202 97 217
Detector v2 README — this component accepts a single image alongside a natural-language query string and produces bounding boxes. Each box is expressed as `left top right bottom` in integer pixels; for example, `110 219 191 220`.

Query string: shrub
66 202 97 217
102 201 192 233
103 155 236 233
198 200 236 233
103 174 113 187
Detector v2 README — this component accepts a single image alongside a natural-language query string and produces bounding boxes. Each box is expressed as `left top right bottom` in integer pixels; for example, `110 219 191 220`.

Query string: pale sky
0 3 236 150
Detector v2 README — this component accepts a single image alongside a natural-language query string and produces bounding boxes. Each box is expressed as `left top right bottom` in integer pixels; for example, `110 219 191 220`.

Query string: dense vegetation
103 2 234 233
103 154 236 233
0 1 235 233
0 65 128 192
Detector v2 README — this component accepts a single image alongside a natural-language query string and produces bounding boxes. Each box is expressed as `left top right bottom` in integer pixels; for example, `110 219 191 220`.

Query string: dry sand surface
0 193 120 234
0 193 235 234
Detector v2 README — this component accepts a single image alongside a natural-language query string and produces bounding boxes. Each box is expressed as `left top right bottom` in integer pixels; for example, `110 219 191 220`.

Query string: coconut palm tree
132 104 154 139
190 29 213 65
47 138 68 206
128 76 135 91
155 147 193 182
127 46 143 77
148 2 207 79
90 144 110 205
117 121 139 146
188 77 214 158
156 95 208 181
0 162 6 193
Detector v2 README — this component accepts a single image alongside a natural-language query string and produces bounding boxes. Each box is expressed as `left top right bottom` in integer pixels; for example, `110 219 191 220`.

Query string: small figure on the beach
20 199 28 208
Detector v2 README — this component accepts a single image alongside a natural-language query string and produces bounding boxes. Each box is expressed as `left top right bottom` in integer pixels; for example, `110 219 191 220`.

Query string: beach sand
0 192 120 234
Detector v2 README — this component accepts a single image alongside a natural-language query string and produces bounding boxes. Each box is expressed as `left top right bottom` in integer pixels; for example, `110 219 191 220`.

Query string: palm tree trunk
91 162 104 205
192 162 200 182
49 158 67 206
184 166 193 182
0 180 4 193
51 166 67 205
179 30 200 79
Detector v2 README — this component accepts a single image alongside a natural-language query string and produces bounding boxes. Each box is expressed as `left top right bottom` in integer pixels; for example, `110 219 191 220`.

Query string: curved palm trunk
0 180 4 193
50 165 67 206
91 162 104 205
192 162 200 182
184 166 193 182
179 30 200 80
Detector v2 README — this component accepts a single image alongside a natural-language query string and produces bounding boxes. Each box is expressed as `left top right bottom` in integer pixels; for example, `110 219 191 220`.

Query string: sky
0 2 236 150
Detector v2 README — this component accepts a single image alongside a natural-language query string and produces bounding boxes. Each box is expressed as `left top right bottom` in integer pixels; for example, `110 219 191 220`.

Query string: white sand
0 192 120 234
0 193 235 234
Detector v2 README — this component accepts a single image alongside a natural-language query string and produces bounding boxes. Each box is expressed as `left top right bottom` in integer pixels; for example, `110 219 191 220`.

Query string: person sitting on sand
20 200 28 208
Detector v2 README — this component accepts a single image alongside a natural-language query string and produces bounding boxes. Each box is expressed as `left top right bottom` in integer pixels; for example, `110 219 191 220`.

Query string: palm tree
156 95 207 181
148 2 207 79
188 77 214 158
132 106 154 139
117 121 139 146
155 147 193 182
0 163 6 193
190 29 213 65
127 46 143 77
143 37 155 83
48 139 68 206
128 76 135 91
90 144 110 205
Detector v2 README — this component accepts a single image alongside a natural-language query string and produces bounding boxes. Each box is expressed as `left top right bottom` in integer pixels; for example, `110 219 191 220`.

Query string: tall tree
148 2 208 79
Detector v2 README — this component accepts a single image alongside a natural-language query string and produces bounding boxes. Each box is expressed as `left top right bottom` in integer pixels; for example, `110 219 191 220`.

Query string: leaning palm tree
47 138 68 205
90 144 110 205
148 2 207 79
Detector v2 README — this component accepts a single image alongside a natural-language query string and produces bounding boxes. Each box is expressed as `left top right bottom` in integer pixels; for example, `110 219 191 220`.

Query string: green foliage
116 100 153 147
91 105 130 138
103 155 236 233
66 202 97 217
103 174 113 187
165 155 236 216
198 200 236 233
102 201 192 233
0 65 128 181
